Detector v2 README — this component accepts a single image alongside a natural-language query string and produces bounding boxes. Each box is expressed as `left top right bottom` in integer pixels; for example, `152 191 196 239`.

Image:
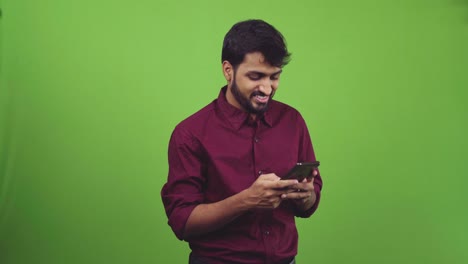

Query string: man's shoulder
173 99 217 133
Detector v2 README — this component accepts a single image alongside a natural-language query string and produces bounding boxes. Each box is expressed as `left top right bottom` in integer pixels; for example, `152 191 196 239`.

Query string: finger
271 187 295 196
281 191 311 200
268 187 299 198
313 169 318 177
272 179 299 189
285 188 297 193
289 181 314 191
258 173 280 181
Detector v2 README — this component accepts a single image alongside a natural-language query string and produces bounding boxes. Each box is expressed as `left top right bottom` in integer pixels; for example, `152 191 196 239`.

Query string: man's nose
258 80 273 95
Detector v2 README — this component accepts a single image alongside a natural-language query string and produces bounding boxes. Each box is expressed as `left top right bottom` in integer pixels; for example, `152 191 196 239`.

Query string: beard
231 78 275 115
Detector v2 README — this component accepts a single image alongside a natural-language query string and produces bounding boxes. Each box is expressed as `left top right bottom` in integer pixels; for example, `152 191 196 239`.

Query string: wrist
237 188 255 211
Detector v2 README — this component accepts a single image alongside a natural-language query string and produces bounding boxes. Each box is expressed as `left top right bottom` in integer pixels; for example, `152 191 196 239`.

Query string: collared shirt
161 87 323 264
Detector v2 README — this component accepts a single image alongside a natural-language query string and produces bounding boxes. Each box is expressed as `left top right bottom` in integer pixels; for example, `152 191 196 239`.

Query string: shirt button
258 170 263 175
254 137 259 143
264 231 270 235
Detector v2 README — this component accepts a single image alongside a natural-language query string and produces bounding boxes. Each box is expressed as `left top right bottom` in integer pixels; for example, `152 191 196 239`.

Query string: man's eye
271 75 280 80
248 75 261 80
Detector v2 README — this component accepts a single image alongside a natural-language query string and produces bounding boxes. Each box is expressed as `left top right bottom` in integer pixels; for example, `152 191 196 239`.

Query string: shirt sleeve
161 126 205 240
294 113 323 218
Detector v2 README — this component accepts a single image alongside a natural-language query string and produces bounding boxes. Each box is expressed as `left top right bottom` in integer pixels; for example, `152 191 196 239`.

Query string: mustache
251 91 275 98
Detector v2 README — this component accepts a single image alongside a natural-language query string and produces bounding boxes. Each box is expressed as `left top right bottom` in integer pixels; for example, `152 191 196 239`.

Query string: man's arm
283 112 323 216
184 174 299 239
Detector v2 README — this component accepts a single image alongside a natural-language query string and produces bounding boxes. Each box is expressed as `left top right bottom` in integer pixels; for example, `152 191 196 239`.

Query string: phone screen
282 161 320 181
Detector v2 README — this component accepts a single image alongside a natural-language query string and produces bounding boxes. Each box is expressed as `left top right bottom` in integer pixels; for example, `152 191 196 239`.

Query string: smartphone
282 161 320 181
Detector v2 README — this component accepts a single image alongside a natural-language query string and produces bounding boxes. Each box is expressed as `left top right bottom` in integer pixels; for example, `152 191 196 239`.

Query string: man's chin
250 103 269 114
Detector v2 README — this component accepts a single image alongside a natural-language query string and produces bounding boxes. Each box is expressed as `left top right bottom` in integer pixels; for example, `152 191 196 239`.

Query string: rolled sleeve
161 126 205 240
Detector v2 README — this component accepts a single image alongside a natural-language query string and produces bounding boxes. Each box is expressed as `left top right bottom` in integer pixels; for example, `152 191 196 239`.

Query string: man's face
225 52 282 115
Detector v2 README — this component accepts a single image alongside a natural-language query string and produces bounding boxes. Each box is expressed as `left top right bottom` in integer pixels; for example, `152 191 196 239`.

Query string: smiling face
223 52 282 117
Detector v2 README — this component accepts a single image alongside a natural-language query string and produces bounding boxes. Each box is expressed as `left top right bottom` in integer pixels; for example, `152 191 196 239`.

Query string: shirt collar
217 86 273 130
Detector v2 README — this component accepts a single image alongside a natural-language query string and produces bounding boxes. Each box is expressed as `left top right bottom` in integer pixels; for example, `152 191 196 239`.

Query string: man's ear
222 61 233 83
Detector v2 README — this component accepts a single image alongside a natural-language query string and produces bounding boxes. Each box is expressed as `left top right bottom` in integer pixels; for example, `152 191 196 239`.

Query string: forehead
237 52 282 74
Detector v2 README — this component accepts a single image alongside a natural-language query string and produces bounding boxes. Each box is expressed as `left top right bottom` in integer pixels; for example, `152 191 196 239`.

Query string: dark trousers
189 255 296 264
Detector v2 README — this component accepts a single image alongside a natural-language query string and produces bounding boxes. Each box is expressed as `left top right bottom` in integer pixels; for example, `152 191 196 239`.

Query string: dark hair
222 19 291 69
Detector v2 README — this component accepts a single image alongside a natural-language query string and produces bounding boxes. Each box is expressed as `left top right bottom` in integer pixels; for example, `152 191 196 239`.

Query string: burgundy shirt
161 87 323 264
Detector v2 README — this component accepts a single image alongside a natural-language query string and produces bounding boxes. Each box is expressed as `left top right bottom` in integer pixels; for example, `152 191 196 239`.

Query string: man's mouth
253 94 269 104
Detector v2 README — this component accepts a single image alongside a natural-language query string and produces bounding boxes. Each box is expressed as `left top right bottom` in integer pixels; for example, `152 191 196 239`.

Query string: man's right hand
241 173 299 209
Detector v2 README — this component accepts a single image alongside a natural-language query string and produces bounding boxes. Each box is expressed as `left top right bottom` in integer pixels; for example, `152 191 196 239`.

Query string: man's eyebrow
246 69 283 76
272 69 283 75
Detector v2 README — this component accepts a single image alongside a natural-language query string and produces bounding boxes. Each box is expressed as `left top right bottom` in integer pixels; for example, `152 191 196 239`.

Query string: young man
161 19 323 264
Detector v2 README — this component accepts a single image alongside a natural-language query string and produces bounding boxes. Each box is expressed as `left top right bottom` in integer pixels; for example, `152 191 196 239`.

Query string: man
161 19 323 264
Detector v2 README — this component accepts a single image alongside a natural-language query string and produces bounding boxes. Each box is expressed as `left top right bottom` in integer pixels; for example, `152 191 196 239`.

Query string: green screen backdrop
1 0 467 263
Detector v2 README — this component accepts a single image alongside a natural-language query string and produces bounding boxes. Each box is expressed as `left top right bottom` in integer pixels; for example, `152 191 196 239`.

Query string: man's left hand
280 169 318 211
